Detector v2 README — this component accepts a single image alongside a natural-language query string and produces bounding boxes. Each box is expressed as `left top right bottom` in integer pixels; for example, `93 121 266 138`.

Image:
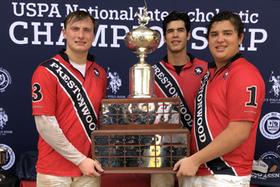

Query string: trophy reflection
124 6 160 98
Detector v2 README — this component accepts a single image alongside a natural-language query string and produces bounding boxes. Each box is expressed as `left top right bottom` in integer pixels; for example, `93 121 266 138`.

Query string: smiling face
208 20 243 67
164 20 190 54
63 17 95 56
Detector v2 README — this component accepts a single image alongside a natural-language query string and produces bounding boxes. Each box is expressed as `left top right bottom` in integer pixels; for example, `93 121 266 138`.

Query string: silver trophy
124 5 161 98
92 4 189 173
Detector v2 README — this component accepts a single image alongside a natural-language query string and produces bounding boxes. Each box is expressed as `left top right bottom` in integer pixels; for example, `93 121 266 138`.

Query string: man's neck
65 49 88 64
214 60 228 73
167 51 190 66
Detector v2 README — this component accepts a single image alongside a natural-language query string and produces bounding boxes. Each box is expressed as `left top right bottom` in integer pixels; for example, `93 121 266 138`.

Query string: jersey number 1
245 86 257 107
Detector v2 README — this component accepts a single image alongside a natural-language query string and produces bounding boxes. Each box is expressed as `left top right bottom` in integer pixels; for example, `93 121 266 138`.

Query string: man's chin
73 47 90 53
170 49 185 54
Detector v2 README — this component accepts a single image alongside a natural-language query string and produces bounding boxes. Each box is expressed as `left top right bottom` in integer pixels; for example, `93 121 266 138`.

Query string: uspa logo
0 67 12 93
260 112 280 139
0 144 15 170
0 108 8 130
265 71 280 104
107 67 122 95
0 108 12 136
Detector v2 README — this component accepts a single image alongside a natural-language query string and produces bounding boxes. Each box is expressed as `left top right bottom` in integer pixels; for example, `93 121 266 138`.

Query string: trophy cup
124 6 160 98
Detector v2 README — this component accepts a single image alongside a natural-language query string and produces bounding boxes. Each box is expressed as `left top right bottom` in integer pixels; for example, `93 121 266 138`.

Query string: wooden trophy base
91 97 190 173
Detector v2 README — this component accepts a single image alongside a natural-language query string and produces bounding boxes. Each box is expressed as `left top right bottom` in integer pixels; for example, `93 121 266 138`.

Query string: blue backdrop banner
0 1 280 186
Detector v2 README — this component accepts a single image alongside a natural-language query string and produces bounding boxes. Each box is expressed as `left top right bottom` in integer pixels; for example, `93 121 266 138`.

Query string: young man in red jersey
174 11 265 187
151 10 208 187
32 10 106 187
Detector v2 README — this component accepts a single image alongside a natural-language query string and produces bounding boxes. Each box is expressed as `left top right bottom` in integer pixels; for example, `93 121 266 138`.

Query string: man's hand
173 156 200 178
78 157 104 176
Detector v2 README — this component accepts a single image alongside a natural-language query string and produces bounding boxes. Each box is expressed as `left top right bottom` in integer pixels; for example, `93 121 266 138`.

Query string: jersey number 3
245 86 257 107
32 83 42 102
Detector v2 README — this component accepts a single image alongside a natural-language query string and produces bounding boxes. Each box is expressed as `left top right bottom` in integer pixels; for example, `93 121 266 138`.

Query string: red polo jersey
154 55 208 116
191 55 265 176
32 52 107 176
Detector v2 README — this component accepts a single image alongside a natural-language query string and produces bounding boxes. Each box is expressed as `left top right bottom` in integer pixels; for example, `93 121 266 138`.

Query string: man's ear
62 28 66 39
238 33 244 45
187 31 191 41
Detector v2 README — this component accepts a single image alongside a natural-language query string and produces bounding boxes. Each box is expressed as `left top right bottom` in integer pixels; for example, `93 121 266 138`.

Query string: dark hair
64 10 97 33
162 11 191 36
207 11 244 38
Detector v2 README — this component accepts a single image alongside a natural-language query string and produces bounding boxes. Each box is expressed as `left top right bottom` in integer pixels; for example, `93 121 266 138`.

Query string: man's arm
174 121 252 177
35 115 103 176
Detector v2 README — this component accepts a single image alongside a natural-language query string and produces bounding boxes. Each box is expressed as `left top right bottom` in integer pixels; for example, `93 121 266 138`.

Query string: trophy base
92 128 189 173
92 97 190 173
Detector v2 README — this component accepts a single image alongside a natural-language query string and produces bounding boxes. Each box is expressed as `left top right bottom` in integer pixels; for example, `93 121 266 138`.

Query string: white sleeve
34 115 87 166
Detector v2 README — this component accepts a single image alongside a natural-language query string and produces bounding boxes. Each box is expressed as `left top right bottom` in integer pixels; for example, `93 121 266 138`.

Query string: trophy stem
129 63 154 98
138 53 147 64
